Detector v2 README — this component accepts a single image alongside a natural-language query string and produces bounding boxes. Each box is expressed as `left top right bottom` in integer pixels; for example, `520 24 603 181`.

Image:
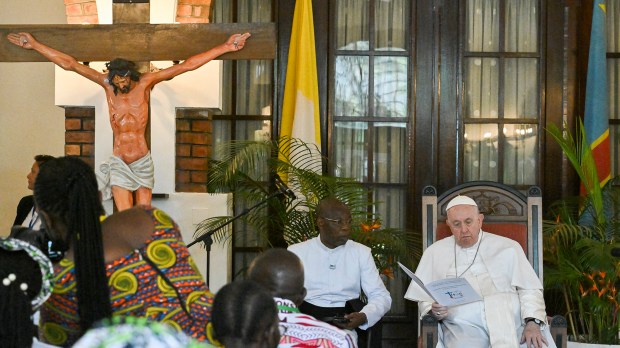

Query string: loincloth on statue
97 152 155 200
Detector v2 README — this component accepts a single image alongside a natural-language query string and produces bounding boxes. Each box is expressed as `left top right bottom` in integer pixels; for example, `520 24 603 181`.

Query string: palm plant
193 137 414 278
544 121 620 344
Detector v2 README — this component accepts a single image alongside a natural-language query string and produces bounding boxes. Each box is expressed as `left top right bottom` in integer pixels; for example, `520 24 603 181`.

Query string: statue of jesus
7 31 251 211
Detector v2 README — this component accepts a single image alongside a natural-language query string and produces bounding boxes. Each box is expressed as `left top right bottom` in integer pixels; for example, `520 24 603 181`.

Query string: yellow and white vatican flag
280 0 321 160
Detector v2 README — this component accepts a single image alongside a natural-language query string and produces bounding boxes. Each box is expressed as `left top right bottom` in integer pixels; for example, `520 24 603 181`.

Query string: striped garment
276 297 357 348
40 207 214 347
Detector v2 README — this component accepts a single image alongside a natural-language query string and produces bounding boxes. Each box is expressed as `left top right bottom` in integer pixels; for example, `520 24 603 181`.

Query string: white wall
0 1 66 237
154 193 232 293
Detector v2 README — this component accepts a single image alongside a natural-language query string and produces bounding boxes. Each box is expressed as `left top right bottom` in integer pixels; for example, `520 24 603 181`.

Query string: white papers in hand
399 262 482 306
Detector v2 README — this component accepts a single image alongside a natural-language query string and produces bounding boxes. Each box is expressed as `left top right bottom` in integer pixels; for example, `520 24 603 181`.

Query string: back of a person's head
33 156 111 333
247 248 305 304
0 238 53 348
34 156 103 224
211 280 280 348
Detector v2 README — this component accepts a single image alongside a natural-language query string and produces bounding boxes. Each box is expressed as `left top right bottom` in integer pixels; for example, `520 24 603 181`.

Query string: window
330 0 411 316
212 0 274 278
462 0 541 187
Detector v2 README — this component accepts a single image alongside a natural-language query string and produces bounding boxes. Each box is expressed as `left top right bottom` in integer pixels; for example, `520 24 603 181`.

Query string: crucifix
1 1 275 211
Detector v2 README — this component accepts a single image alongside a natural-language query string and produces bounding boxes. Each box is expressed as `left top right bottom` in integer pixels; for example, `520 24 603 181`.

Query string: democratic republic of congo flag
584 0 611 188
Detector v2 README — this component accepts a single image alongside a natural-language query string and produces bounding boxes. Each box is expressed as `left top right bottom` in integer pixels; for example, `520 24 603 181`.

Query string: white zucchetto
445 195 478 211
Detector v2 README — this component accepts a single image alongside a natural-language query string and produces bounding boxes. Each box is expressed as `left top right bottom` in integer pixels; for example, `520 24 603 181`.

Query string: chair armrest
419 314 439 348
419 314 567 348
548 315 567 348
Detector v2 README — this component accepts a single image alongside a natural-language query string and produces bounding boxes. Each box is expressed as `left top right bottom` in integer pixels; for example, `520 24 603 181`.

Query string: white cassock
405 231 557 348
288 237 392 328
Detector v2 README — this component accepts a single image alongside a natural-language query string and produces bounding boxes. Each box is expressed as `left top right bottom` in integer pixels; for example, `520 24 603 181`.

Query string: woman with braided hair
34 157 214 347
34 156 111 346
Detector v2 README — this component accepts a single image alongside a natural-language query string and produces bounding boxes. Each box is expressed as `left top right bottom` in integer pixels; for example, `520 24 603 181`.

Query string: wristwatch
525 317 543 326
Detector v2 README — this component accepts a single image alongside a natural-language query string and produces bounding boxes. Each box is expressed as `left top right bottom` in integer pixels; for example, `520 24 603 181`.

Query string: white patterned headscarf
73 316 216 348
0 237 53 311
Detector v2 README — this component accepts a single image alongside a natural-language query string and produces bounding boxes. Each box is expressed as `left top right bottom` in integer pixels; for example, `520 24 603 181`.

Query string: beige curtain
464 0 539 185
332 0 410 316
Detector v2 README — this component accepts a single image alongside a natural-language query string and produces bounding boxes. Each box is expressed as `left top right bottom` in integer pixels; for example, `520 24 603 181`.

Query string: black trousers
298 300 383 348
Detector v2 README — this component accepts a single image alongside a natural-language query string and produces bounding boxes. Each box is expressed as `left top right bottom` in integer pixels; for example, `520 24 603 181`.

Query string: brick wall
64 106 214 192
64 0 99 24
64 107 95 168
63 1 212 25
176 108 213 193
176 0 212 23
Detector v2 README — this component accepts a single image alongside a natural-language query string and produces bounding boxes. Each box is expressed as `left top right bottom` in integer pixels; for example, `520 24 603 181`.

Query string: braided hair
34 156 112 333
211 280 280 348
0 248 42 347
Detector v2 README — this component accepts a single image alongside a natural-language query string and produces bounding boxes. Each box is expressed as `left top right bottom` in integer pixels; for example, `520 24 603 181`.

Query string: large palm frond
546 120 604 224
544 122 620 343
193 137 411 272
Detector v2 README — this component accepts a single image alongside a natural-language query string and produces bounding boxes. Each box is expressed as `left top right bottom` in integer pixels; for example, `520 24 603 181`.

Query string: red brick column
64 107 96 168
176 109 213 192
64 0 99 24
176 0 212 23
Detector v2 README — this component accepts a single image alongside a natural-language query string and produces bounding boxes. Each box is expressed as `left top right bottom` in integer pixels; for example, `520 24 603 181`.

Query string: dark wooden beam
0 23 276 62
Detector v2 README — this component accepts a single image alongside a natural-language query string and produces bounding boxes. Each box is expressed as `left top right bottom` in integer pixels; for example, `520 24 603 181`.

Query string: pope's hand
430 302 448 320
520 321 549 348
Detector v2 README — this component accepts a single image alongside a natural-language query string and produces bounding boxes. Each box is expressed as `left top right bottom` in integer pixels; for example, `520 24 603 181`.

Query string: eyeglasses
321 216 353 227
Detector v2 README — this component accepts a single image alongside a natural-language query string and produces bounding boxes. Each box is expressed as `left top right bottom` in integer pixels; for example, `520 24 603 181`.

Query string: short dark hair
316 197 348 218
212 280 279 348
247 248 305 304
34 154 55 166
105 58 141 95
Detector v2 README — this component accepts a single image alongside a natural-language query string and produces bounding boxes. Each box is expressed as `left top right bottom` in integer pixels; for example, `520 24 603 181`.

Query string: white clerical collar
454 230 484 278
316 237 348 251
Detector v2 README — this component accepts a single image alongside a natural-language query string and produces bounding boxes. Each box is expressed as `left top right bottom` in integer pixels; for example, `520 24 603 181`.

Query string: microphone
612 248 620 257
274 174 297 200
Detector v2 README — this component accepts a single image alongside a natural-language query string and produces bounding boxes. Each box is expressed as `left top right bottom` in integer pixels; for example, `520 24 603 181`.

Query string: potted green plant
194 137 415 279
544 121 620 346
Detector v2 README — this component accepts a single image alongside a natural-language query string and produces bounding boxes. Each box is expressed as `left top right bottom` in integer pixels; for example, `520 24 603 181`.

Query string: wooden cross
0 1 275 209
0 22 275 62
0 21 275 62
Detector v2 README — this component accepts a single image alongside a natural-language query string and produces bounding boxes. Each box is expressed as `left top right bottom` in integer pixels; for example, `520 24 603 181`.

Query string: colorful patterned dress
40 207 214 347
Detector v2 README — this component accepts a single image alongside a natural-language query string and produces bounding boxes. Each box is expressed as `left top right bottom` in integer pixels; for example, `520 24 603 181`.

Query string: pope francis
405 195 556 348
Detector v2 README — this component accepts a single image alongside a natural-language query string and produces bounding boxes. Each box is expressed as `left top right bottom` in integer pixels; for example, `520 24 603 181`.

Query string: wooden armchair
418 181 567 348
